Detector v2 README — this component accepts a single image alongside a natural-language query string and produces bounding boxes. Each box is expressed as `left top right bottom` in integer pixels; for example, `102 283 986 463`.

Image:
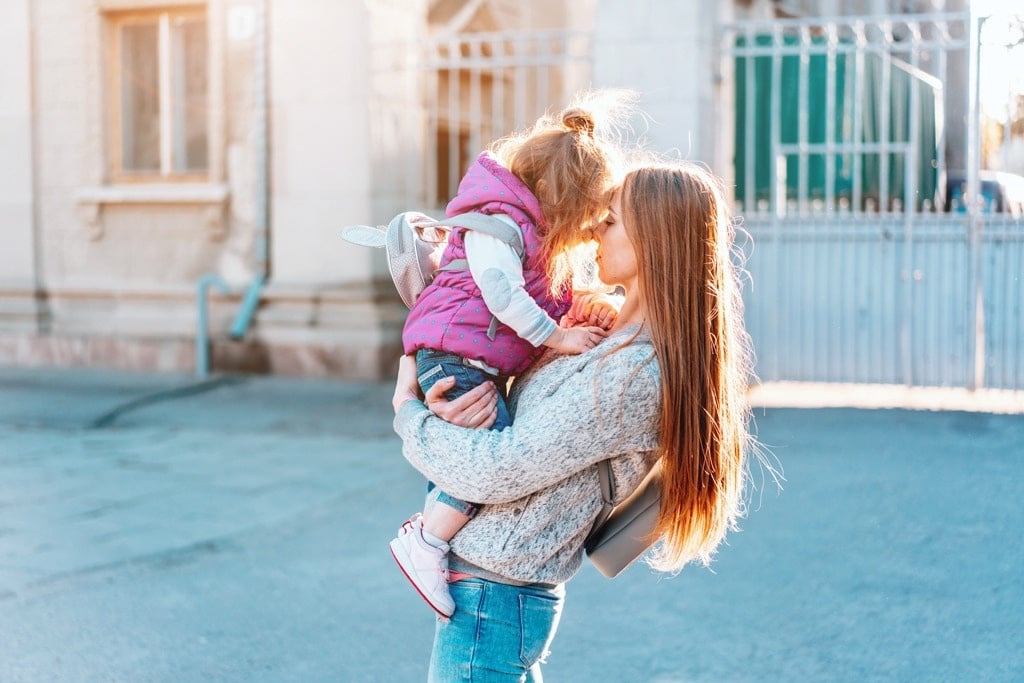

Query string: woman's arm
394 349 660 504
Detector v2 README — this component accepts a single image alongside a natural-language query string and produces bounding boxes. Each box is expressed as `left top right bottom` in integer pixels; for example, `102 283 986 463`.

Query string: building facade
2 0 734 379
4 0 1019 390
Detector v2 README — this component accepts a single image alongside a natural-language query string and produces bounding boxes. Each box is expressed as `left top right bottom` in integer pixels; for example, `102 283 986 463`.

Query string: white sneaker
389 514 455 618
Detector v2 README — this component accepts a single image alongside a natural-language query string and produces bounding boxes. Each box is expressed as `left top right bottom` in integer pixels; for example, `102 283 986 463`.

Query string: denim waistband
416 349 502 377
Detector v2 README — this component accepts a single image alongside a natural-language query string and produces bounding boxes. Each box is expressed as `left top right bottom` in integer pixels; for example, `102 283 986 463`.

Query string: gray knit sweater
393 326 662 586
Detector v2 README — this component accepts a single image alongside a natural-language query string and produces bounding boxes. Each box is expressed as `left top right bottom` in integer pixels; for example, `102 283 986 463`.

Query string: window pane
121 22 161 172
171 16 208 172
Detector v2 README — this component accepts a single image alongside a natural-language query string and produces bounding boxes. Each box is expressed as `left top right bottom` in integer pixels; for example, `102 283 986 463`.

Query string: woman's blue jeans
429 578 565 682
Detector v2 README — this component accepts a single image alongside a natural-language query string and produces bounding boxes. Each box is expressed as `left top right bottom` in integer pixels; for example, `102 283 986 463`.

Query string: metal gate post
967 10 985 391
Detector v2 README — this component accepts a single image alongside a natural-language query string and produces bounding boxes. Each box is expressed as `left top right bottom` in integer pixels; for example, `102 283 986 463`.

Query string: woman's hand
393 354 422 413
425 376 499 429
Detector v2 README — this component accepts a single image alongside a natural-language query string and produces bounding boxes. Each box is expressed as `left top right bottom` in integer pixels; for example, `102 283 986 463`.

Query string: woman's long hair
620 162 755 571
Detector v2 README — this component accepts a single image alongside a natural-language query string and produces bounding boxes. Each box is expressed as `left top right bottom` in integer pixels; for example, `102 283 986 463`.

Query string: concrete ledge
75 183 230 205
0 334 404 380
210 338 403 379
0 280 408 379
750 381 1024 414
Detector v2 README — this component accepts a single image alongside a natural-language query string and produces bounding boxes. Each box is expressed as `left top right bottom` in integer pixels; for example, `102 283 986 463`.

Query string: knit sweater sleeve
393 345 660 504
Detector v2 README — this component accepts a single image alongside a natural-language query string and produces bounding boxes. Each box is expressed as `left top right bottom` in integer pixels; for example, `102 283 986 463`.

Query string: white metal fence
740 213 1023 390
370 29 593 215
724 11 1024 391
421 30 593 211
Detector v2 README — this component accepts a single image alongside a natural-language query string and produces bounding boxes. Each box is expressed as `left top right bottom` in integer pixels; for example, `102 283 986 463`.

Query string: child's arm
561 291 623 330
541 325 607 354
465 230 605 354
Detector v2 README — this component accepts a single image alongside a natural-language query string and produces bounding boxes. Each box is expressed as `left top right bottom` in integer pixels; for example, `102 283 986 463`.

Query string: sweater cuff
393 398 429 436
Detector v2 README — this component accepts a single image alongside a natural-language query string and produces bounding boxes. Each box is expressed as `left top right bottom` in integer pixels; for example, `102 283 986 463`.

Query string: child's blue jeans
415 348 511 516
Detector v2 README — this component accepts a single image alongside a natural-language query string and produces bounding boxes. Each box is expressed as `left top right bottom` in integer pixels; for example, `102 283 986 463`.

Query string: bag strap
587 459 616 542
436 213 526 261
433 212 526 342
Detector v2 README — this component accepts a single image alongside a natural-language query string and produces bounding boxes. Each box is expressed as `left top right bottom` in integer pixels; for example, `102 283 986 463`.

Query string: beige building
3 0 991 384
1 0 734 379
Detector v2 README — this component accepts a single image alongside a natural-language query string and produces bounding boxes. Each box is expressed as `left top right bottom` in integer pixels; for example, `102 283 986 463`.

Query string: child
389 96 625 618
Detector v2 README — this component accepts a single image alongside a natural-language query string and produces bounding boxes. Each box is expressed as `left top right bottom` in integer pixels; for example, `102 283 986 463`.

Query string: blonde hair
619 162 756 572
491 92 629 294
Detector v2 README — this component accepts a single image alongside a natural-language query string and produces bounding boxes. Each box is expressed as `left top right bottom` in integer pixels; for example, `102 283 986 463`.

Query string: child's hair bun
561 107 596 135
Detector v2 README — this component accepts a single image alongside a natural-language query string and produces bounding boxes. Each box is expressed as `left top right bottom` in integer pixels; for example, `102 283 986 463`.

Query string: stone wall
0 0 410 379
593 1 723 170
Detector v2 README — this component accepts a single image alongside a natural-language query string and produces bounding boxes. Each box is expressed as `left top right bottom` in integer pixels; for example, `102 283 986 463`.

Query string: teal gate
724 11 1024 392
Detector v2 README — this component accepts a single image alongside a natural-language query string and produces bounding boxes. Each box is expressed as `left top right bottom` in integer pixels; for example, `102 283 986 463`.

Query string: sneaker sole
389 540 455 618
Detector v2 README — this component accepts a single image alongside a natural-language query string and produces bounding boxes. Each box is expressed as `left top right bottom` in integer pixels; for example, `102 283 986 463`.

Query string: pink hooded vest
402 152 571 376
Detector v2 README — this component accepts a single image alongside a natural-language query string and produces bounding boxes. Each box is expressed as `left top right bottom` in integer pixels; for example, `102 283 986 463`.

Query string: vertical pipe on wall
229 0 268 339
26 0 50 333
253 0 268 278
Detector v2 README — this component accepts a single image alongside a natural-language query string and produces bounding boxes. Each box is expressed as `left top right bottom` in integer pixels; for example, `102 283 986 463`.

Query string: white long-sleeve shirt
464 229 558 348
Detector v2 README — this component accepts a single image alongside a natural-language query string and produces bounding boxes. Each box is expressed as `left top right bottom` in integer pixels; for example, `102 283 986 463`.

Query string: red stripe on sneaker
389 546 455 618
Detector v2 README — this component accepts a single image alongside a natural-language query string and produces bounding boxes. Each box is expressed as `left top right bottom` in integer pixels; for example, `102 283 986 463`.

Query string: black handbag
584 459 662 578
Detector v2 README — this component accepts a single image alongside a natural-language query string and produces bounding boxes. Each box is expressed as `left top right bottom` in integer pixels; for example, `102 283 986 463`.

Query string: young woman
390 95 627 619
392 161 761 681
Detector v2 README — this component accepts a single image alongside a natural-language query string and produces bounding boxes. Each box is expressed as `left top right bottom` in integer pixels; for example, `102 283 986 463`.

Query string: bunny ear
339 224 387 248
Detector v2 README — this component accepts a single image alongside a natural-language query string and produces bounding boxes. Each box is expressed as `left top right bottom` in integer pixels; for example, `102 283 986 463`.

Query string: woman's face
591 192 638 289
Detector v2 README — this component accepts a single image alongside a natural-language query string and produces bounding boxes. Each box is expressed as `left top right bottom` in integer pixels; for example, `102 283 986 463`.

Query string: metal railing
370 29 593 213
725 11 1024 392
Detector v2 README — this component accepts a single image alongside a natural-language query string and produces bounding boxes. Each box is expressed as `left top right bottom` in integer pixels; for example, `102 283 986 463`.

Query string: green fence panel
735 35 939 210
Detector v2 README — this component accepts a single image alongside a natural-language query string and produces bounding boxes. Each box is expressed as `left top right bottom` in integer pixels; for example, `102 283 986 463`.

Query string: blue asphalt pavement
1 366 1022 683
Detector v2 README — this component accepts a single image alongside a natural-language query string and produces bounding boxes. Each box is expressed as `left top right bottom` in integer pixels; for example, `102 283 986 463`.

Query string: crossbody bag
584 459 663 578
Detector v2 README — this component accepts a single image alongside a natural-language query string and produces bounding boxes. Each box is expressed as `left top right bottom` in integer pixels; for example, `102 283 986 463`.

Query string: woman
391 161 758 681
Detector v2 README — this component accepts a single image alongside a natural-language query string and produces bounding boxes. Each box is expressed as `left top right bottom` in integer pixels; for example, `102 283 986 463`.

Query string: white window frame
106 5 209 182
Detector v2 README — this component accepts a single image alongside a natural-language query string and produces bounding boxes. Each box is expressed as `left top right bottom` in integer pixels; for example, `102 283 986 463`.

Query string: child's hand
543 325 607 354
562 293 622 330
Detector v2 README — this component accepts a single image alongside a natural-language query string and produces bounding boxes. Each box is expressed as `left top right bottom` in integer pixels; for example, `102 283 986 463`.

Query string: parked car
944 170 1024 216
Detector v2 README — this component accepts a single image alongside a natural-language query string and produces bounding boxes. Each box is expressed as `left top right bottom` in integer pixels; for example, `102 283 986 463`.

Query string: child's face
578 208 609 245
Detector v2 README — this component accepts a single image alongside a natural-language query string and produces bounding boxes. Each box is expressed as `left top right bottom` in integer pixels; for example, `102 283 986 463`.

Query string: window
108 7 208 179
